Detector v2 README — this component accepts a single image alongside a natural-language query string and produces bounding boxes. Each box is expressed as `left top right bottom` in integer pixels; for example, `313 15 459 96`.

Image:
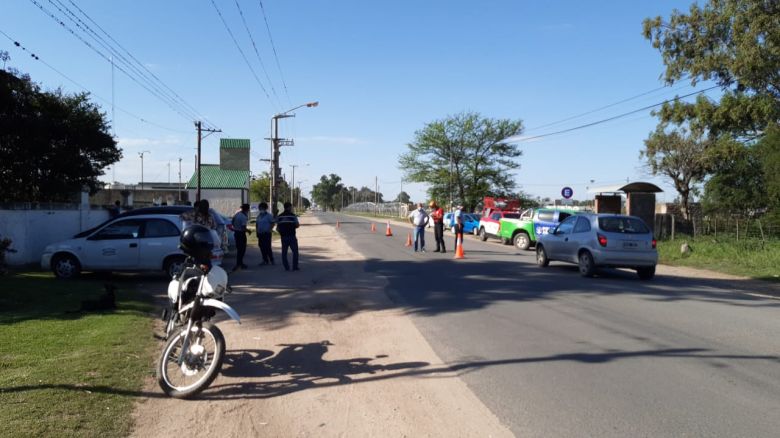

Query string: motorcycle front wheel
157 323 225 398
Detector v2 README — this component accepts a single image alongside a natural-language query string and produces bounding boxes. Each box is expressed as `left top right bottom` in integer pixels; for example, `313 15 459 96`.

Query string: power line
257 0 291 106
508 85 721 143
209 0 277 111
63 0 216 128
525 80 693 133
0 28 189 134
27 0 200 123
233 0 282 108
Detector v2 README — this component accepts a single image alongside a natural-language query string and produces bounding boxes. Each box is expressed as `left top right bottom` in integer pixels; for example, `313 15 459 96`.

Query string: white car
41 214 223 279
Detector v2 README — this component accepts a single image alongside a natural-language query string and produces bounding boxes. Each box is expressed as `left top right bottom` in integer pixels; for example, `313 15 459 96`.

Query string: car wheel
536 245 549 267
479 228 488 241
164 256 187 279
637 266 656 280
52 254 81 279
513 232 531 251
578 251 596 277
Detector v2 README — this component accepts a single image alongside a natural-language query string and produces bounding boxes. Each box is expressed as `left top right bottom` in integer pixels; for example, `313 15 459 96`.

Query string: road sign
561 186 574 199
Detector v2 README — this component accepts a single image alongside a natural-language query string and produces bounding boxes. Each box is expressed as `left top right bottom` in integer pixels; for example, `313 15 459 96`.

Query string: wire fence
342 202 411 218
655 213 780 242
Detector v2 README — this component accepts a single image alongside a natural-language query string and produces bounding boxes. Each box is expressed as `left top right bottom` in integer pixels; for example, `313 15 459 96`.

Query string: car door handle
129 243 138 248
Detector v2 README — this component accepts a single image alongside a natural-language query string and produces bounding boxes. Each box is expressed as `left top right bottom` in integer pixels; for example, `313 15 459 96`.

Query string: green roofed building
186 138 251 215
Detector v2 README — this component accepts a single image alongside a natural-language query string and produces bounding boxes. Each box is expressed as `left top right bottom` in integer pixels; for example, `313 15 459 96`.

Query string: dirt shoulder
131 214 513 437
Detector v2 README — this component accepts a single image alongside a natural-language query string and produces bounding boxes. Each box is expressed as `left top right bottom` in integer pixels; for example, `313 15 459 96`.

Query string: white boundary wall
0 209 110 266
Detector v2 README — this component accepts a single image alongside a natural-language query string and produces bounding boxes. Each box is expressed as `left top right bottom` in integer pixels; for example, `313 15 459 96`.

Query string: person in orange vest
429 201 446 253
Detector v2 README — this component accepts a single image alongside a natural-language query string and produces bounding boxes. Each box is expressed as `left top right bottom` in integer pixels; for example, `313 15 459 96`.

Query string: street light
289 163 309 207
268 101 318 216
138 150 150 190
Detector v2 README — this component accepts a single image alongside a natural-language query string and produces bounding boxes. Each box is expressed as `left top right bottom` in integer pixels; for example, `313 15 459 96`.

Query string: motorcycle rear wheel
157 323 225 399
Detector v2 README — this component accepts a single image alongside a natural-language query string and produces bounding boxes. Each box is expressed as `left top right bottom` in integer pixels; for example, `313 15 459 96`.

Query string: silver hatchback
535 214 658 279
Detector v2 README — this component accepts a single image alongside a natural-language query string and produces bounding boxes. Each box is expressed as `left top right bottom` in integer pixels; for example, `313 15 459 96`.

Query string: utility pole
139 150 150 190
268 115 294 216
290 164 298 207
195 121 222 202
375 176 378 216
178 158 182 202
167 161 171 184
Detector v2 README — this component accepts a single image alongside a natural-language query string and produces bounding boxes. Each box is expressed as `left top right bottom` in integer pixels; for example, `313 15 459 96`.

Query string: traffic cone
371 223 376 232
405 232 412 247
385 221 393 236
454 234 465 259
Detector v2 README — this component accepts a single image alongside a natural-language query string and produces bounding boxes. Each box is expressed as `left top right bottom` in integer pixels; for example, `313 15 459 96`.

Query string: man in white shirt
408 203 430 252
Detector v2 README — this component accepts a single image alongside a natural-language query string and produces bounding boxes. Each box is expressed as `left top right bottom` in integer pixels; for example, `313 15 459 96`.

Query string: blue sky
1 0 714 204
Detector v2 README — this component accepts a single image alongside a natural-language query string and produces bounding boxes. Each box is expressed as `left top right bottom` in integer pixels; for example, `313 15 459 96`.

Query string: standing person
408 203 429 252
256 202 275 265
181 199 216 230
231 203 251 271
453 204 465 250
276 202 300 271
108 200 122 218
430 201 446 253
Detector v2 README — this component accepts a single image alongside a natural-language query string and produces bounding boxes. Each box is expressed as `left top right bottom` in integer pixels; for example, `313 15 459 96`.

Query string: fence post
671 214 675 240
736 218 739 241
692 216 697 239
714 217 717 239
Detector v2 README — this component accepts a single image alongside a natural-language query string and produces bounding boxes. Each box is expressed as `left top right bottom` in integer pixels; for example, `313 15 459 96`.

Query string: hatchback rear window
503 213 520 219
598 217 650 234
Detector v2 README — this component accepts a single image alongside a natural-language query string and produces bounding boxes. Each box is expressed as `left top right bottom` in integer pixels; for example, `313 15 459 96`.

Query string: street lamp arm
276 101 319 117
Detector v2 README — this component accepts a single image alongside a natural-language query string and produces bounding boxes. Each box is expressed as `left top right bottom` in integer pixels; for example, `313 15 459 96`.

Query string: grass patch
0 272 157 437
657 237 780 281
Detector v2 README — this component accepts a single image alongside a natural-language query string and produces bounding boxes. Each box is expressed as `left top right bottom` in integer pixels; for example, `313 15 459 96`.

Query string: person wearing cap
231 203 252 271
256 202 275 265
453 203 465 250
408 202 430 252
429 200 446 253
276 202 300 271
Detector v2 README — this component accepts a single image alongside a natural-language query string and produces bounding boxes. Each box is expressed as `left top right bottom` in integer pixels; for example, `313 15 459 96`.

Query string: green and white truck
497 208 577 250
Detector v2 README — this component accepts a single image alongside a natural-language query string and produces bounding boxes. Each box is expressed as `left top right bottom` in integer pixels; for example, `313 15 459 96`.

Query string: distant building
186 138 251 216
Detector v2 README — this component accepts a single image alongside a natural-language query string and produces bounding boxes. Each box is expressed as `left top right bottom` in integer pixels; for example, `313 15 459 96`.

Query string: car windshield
598 217 650 234
503 213 520 219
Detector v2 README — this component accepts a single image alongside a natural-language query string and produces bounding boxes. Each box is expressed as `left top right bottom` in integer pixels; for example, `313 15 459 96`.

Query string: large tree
701 139 766 215
399 112 523 211
311 174 344 211
641 124 717 220
0 68 120 202
643 0 780 138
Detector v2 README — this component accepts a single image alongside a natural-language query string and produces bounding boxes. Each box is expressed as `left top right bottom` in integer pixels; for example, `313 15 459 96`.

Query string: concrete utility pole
267 101 318 216
178 158 182 201
375 176 378 216
139 150 150 190
289 164 298 207
195 121 222 202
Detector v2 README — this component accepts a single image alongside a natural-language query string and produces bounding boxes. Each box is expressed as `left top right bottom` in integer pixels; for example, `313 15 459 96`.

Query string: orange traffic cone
371 223 376 232
385 221 393 236
405 232 412 247
454 234 465 259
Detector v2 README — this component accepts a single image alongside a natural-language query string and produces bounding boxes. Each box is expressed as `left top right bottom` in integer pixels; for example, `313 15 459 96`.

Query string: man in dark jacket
276 202 300 271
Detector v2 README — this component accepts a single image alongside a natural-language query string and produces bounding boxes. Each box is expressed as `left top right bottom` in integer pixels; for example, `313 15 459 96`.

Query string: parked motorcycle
156 225 240 399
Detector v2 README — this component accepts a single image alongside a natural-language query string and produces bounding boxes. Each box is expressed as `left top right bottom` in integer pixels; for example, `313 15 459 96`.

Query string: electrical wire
257 0 291 107
209 0 277 111
508 85 721 143
63 0 216 128
233 0 282 108
27 0 202 124
0 28 190 134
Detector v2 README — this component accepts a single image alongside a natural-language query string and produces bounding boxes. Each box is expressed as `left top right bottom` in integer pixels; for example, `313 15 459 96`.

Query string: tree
394 191 411 203
311 174 344 211
701 139 766 215
757 123 780 213
399 112 523 211
641 124 716 220
0 69 121 202
643 0 780 138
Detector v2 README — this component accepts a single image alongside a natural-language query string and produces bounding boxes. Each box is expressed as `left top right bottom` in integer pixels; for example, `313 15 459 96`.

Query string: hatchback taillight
597 233 608 247
652 239 657 249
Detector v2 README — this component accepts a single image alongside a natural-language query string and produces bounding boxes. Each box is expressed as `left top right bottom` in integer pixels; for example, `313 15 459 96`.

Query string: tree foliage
701 139 766 215
399 112 523 211
0 69 120 202
311 174 345 211
643 0 780 137
641 124 719 219
394 191 411 203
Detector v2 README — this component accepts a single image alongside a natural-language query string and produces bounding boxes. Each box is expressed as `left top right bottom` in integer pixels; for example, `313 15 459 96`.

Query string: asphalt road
321 212 780 437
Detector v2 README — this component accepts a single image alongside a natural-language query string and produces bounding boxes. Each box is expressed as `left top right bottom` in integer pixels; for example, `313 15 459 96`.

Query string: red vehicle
477 197 521 242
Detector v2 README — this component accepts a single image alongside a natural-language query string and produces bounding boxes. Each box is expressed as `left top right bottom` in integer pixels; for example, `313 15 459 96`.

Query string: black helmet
180 224 214 261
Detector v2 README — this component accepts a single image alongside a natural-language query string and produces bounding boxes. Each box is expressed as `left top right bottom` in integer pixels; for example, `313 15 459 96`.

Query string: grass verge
0 272 157 437
657 237 780 282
